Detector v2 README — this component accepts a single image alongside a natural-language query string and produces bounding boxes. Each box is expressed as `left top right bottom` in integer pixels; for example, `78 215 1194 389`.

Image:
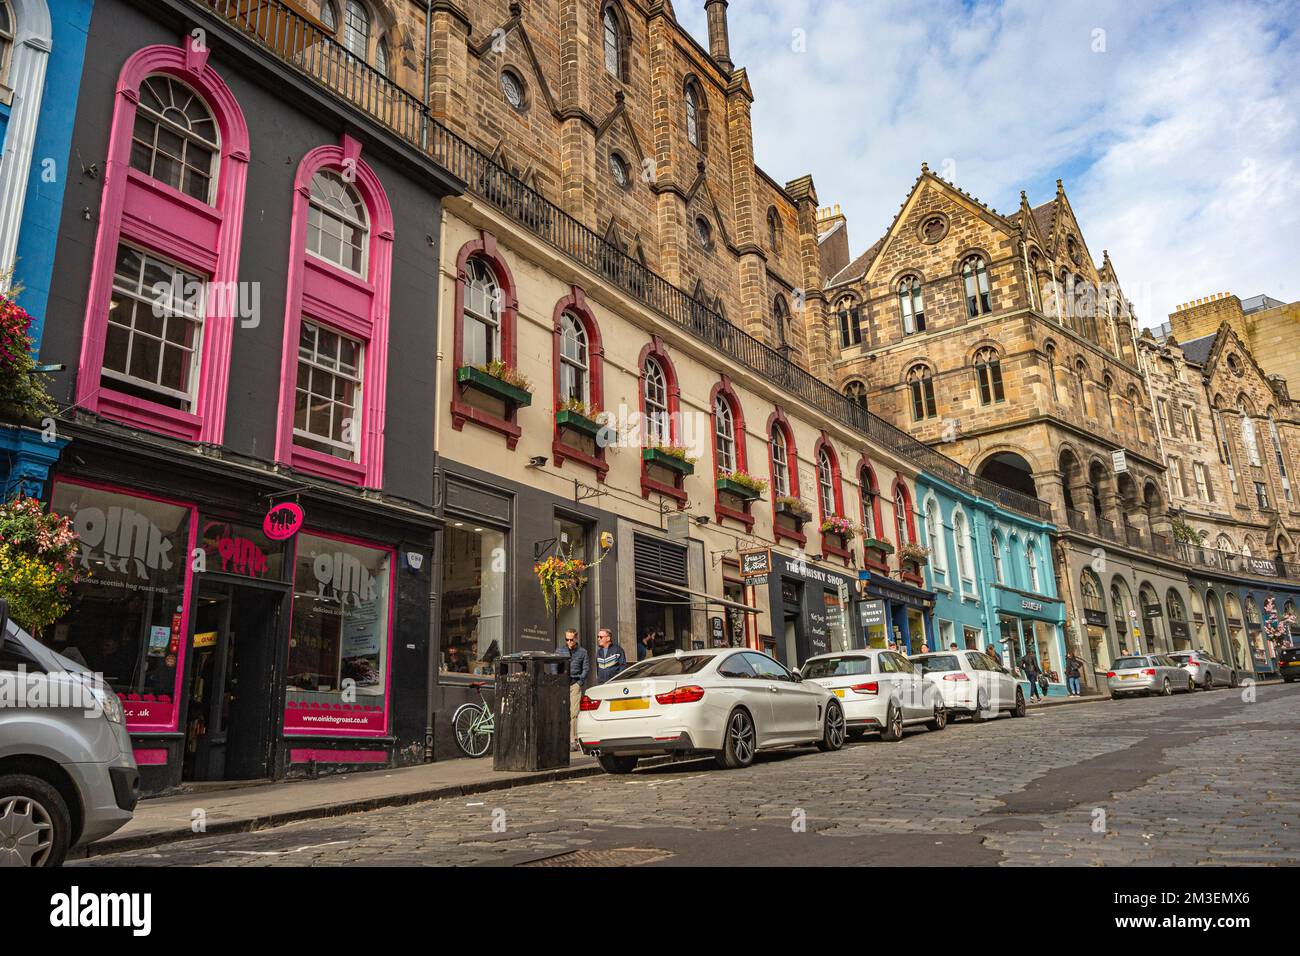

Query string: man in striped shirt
595 628 627 684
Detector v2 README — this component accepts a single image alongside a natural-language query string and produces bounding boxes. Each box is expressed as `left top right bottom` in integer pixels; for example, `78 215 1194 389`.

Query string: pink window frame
710 376 753 530
551 286 608 478
450 232 523 448
75 43 250 444
639 336 687 507
275 135 394 489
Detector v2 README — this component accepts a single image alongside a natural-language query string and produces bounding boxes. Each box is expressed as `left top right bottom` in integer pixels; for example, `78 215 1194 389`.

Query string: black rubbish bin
493 651 571 771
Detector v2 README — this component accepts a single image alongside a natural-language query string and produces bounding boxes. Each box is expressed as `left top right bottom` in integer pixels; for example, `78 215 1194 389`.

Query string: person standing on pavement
1065 653 1084 697
595 628 626 685
1020 650 1043 701
560 629 589 751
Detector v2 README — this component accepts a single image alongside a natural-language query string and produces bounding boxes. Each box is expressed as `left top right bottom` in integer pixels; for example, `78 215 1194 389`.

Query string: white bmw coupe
577 648 846 774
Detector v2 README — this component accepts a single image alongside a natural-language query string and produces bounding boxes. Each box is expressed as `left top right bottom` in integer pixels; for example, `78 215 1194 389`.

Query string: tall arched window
558 311 589 406
1045 343 1059 400
685 78 704 149
899 275 925 334
1269 412 1292 504
1075 360 1092 417
860 462 883 541
602 4 625 80
906 365 937 421
767 206 782 252
342 0 371 58
991 530 1004 584
974 347 1004 405
1240 399 1261 466
962 255 991 317
837 296 862 348
714 394 736 475
1025 537 1040 591
644 356 669 445
375 37 391 77
925 497 947 582
818 450 836 519
844 380 869 410
319 0 338 31
772 295 789 347
893 482 914 546
130 75 221 203
307 169 369 275
1101 374 1115 427
462 257 501 368
1081 569 1103 611
953 510 973 586
770 425 790 498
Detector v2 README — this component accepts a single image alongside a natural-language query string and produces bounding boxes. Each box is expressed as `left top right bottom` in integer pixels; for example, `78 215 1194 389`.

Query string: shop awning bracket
574 479 605 503
533 536 559 561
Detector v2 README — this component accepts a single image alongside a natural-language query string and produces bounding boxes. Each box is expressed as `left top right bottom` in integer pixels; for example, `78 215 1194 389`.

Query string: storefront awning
638 578 760 614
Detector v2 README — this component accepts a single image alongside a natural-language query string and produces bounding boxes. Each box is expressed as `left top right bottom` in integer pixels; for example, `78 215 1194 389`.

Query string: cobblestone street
77 683 1300 867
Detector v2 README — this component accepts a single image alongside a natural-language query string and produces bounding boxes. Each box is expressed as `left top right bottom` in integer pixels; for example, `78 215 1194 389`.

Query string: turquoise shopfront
990 585 1068 696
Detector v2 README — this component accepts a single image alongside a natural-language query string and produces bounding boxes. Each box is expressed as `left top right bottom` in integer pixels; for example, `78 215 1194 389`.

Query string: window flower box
897 543 931 567
775 496 813 523
643 445 695 476
863 537 896 556
555 407 603 439
716 472 767 502
819 516 858 540
456 363 533 408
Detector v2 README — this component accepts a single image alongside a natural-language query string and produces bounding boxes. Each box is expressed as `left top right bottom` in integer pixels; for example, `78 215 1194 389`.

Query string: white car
800 649 947 741
576 649 845 774
909 650 1027 720
1167 650 1236 690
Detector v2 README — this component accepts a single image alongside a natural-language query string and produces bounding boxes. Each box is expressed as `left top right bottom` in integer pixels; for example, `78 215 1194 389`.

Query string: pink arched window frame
551 286 607 478
75 43 250 443
710 376 752 530
639 336 686 507
275 135 394 488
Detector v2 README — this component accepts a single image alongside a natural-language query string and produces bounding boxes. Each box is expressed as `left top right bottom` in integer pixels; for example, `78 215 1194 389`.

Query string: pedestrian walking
559 629 589 751
1020 650 1043 701
595 628 627 684
1065 653 1084 697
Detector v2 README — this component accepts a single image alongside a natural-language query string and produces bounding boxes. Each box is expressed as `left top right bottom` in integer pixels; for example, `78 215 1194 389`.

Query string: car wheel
1202 673 1213 691
716 708 756 769
1160 678 1172 697
1229 671 1239 688
1012 687 1027 718
1187 678 1195 694
0 774 70 868
596 755 639 775
927 701 947 731
817 702 846 752
879 702 905 742
970 688 990 722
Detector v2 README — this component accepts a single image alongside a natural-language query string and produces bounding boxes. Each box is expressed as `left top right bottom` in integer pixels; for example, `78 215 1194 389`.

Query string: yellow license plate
1285 661 1300 667
610 698 650 711
833 689 846 698
1120 674 1138 679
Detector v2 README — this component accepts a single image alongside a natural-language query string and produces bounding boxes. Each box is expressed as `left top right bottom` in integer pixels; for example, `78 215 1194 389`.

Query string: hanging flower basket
775 496 813 523
819 515 857 540
0 496 82 636
897 542 931 565
0 293 55 425
534 546 608 616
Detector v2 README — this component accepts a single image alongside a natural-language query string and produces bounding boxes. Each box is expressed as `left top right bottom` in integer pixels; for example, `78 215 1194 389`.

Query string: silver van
0 601 139 866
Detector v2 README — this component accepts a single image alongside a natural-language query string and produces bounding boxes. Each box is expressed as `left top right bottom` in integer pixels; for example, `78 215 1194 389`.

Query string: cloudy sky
674 0 1300 328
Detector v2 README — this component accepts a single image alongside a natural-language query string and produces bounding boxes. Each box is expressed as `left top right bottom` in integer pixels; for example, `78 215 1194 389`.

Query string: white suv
0 607 139 867
910 650 1027 720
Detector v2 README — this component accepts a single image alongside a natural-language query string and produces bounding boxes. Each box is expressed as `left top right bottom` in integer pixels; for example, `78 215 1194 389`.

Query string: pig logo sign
264 502 305 541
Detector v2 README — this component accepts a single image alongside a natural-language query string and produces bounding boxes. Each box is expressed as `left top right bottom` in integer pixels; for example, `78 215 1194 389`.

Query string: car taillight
1106 672 1116 678
1143 668 1156 676
655 685 705 705
579 695 601 711
942 673 969 681
851 682 879 695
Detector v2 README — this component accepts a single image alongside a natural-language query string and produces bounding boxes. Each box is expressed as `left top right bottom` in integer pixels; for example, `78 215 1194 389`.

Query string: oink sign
73 505 174 580
264 502 304 541
313 550 379 607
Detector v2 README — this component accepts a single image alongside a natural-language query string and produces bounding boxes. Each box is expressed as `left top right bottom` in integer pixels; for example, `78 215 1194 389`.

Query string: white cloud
675 0 1300 326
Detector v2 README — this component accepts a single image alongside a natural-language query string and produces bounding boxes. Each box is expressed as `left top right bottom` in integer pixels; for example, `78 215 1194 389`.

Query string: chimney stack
705 0 733 72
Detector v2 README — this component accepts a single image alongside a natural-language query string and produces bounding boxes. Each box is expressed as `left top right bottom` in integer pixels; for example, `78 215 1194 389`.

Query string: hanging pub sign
740 548 771 587
202 519 289 581
264 501 305 541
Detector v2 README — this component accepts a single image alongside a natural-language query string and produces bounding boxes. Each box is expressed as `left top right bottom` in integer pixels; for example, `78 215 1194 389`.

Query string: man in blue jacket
561 630 589 751
595 628 627 684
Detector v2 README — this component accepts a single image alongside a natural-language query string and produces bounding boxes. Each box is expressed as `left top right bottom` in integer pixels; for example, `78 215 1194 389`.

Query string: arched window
974 347 1004 405
899 275 925 334
1269 412 1292 504
714 394 736 475
962 255 991 317
1101 374 1115 426
558 311 589 406
818 449 836 519
860 462 883 540
462 257 501 368
767 206 781 252
319 0 338 31
1045 343 1059 400
307 169 369 275
770 425 790 498
644 356 669 445
130 75 221 203
1110 583 1130 642
1240 399 1261 466
991 530 1004 584
342 0 371 59
1080 569 1103 610
954 510 974 586
602 4 625 80
925 497 947 581
837 296 862 348
1166 589 1187 623
906 365 937 421
893 481 914 546
685 78 705 149
772 295 789 347
844 380 869 410
375 37 391 77
1075 360 1091 417
1025 537 1040 591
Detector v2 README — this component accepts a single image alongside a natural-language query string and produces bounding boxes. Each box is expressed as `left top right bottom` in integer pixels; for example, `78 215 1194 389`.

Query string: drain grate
521 847 673 867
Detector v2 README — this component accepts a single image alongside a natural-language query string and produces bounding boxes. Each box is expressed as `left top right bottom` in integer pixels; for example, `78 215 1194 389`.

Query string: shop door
183 583 281 781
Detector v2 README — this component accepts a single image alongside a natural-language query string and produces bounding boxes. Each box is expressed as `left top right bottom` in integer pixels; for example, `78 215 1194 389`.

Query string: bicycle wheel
452 702 492 758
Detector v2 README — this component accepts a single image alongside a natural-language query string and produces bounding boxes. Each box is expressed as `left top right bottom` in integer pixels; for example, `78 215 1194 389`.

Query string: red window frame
766 406 805 547
859 458 888 573
813 432 851 565
710 376 752 530
274 135 394 489
638 336 687 507
551 286 607 478
892 476 922 584
75 43 249 444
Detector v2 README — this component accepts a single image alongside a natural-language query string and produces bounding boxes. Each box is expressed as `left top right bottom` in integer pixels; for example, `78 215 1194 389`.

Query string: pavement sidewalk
78 754 600 859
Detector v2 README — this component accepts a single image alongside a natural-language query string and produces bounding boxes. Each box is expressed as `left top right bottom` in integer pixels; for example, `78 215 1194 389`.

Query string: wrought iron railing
195 0 1055 521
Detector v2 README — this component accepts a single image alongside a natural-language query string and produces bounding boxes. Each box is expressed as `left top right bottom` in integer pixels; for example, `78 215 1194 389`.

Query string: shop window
77 46 250 444
47 481 196 733
285 533 392 735
823 588 852 653
278 139 393 487
440 524 507 677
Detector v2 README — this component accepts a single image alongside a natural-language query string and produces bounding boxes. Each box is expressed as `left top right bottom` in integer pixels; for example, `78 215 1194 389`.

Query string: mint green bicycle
452 682 494 757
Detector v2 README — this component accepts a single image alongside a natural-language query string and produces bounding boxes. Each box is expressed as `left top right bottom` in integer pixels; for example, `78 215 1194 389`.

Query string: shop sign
1084 608 1109 627
264 501 305 541
1246 558 1278 577
740 549 771 578
710 616 725 647
1169 620 1191 641
1143 603 1163 618
859 600 886 629
202 519 288 580
193 630 219 649
1021 598 1043 613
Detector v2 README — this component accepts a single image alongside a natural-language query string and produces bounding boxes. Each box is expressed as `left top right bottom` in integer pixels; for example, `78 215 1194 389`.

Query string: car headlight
94 686 125 724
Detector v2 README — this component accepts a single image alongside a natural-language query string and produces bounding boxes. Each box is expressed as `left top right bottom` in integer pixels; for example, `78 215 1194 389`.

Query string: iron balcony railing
197 0 1054 521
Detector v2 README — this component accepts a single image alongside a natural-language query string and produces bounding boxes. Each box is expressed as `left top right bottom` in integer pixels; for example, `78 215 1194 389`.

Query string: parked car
801 649 948 741
1167 650 1237 690
576 649 845 773
910 649 1027 720
1106 655 1196 698
0 605 139 867
1279 646 1300 683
